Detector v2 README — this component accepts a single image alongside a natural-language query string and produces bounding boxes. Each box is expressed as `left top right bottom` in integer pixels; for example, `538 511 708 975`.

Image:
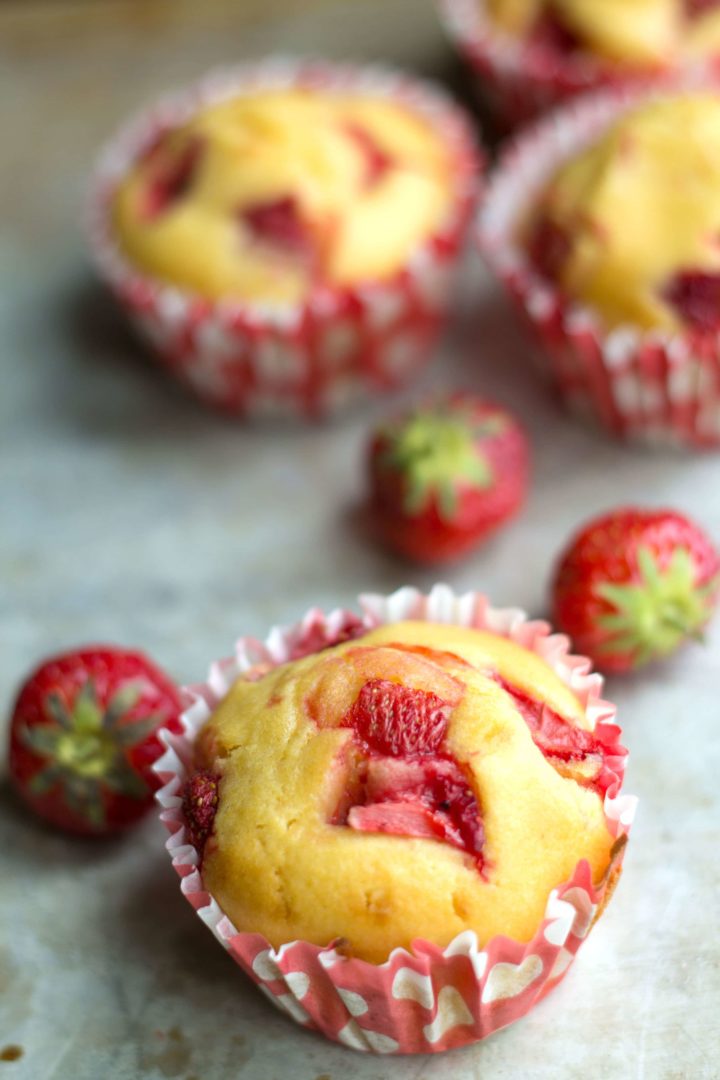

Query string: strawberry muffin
91 61 480 417
524 93 720 333
440 0 720 128
158 588 633 1052
480 86 720 445
114 89 455 304
486 0 720 67
183 620 620 963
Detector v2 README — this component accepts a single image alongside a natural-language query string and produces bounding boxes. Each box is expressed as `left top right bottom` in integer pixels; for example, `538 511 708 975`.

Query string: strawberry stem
597 545 716 665
380 404 500 522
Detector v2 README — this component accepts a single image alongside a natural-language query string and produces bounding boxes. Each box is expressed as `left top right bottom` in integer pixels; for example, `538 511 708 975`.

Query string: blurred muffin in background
115 89 455 304
440 0 720 129
487 0 720 67
524 92 720 333
90 61 481 419
480 86 720 446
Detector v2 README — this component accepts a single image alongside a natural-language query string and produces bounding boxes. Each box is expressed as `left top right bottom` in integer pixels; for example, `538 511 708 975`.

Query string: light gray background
1 2 718 1077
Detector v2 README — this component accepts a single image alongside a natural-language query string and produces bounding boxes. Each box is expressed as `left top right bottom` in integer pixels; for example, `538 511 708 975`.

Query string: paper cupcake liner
154 585 636 1054
478 78 720 448
87 58 482 420
437 0 703 130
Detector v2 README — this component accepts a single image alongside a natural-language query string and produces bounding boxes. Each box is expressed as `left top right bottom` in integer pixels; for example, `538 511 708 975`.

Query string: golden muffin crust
189 622 615 964
487 0 720 65
113 89 452 304
525 93 720 333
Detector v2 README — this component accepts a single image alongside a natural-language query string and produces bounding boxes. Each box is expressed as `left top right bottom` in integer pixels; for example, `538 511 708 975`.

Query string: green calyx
381 406 502 522
597 545 718 667
22 680 157 827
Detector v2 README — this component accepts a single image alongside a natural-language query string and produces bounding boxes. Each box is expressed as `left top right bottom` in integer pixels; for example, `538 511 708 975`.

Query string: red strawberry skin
552 509 720 673
369 394 530 565
8 647 183 835
344 679 452 757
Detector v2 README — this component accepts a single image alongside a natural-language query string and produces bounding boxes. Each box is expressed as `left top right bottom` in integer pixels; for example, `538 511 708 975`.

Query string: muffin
89 60 480 418
525 93 720 333
156 586 634 1054
114 90 454 305
480 84 720 446
487 0 720 66
440 0 720 129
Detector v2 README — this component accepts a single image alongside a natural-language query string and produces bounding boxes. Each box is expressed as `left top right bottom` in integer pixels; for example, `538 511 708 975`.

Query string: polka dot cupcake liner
438 0 702 130
86 58 482 420
479 78 720 448
154 585 636 1055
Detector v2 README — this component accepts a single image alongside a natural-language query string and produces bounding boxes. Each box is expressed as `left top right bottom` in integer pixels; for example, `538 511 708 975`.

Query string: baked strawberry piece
337 678 485 868
140 135 205 221
240 196 315 259
662 270 720 333
8 646 183 834
368 394 530 564
495 676 616 794
552 508 720 672
183 769 221 854
530 11 583 56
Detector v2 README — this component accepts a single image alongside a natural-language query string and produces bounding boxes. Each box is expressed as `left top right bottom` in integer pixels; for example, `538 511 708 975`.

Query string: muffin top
112 88 453 304
486 0 720 65
525 94 720 333
187 620 616 963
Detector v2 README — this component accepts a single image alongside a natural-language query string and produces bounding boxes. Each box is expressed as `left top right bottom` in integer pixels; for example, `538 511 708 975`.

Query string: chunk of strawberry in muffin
527 215 572 283
141 136 204 221
662 269 720 332
183 769 221 854
241 196 314 257
495 677 617 795
531 10 583 54
349 755 485 859
685 0 720 18
345 679 453 757
343 122 394 188
337 676 485 868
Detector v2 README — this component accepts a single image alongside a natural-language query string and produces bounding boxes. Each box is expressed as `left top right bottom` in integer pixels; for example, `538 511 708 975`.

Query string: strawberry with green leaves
8 647 183 835
552 509 720 673
368 393 530 564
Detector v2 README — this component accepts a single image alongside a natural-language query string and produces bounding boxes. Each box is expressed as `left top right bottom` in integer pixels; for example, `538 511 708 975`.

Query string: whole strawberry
368 394 530 564
8 647 183 835
552 509 720 673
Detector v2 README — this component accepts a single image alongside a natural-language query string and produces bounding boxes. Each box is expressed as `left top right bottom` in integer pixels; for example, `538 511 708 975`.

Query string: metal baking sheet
1 2 718 1076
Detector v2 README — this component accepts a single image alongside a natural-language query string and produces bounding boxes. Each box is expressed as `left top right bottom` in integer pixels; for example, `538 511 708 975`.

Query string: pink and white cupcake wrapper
479 79 720 448
87 58 481 420
438 0 699 129
154 585 636 1055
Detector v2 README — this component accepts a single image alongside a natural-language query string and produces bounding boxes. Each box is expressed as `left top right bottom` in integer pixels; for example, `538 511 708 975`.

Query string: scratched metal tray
1 2 718 1077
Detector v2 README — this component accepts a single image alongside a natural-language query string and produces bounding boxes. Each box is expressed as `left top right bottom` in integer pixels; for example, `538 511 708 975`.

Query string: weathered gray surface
1 2 719 1077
